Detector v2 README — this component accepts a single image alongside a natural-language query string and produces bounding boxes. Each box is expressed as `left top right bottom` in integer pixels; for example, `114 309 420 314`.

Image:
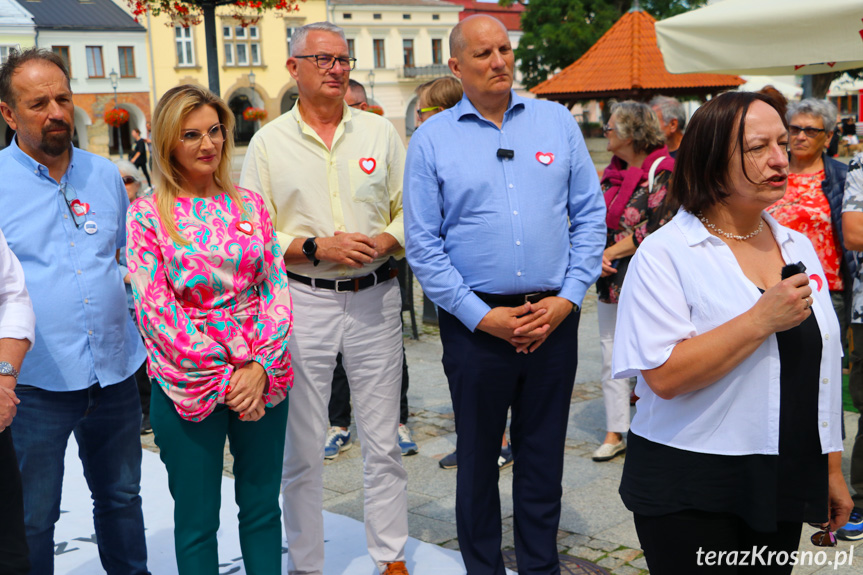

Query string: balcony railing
402 64 450 79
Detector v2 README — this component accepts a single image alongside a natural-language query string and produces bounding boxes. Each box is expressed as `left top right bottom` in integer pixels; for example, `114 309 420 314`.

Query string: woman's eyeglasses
789 125 826 138
179 124 227 147
295 54 357 71
122 176 137 185
602 124 616 135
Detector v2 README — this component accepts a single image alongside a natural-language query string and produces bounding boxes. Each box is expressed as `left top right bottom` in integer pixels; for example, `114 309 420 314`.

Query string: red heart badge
70 199 90 217
359 158 376 174
536 152 554 166
236 221 254 235
809 274 824 292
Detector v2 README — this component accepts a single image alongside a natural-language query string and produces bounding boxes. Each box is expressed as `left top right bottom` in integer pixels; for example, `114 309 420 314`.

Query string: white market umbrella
655 0 863 76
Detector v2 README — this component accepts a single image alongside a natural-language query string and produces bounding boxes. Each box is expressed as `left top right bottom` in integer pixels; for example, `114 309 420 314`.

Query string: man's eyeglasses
808 523 837 547
789 125 826 138
295 54 357 71
179 124 227 148
60 183 84 228
602 124 616 135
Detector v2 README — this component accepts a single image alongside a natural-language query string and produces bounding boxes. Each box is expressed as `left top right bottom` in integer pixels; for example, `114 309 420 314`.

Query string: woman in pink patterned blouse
126 84 293 574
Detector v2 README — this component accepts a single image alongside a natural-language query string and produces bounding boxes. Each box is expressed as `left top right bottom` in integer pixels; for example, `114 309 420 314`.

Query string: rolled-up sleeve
0 228 35 349
612 241 696 379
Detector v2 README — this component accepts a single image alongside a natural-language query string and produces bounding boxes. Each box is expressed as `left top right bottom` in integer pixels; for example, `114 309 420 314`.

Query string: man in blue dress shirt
0 48 149 574
404 15 605 575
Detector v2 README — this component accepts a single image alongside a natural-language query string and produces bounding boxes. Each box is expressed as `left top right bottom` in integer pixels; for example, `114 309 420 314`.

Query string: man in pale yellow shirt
239 21 409 575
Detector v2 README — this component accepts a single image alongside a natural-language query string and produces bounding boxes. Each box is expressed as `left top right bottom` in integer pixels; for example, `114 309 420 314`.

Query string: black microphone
496 148 514 160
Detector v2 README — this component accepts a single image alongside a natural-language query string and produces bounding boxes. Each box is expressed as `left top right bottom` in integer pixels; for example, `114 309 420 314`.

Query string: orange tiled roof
531 8 744 99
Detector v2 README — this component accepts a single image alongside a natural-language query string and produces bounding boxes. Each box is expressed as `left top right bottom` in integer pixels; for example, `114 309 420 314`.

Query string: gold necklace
697 212 764 241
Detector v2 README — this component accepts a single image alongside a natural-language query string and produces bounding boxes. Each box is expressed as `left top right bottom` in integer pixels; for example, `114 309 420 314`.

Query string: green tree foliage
510 0 707 90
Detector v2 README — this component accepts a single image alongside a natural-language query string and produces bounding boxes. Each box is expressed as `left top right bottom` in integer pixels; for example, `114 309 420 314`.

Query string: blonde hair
418 77 462 112
151 84 239 244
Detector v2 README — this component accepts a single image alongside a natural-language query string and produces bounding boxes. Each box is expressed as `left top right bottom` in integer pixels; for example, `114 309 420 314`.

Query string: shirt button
513 211 518 215
63 214 68 219
77 270 82 274
88 330 93 335
509 184 513 189
516 241 521 246
517 271 522 277
822 378 829 384
84 298 89 304
70 242 75 247
822 422 829 428
824 334 830 340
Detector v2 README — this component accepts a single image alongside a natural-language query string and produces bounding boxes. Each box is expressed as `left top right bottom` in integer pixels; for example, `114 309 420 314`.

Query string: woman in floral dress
767 98 852 354
593 101 676 462
126 84 292 574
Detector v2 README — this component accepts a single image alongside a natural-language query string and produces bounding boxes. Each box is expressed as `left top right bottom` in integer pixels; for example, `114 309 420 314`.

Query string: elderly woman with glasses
593 101 675 463
613 91 851 574
767 99 852 356
126 84 293 574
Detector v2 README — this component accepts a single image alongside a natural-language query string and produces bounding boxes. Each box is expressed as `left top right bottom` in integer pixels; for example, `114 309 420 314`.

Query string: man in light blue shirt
404 15 605 575
0 48 148 574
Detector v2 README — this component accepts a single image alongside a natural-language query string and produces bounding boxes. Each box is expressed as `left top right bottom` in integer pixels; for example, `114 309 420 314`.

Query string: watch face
0 362 14 376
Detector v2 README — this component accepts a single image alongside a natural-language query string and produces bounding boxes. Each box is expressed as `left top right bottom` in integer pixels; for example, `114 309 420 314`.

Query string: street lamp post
368 69 375 102
108 69 123 157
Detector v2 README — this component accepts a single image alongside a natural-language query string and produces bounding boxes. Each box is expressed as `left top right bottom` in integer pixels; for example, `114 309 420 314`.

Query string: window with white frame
224 24 261 67
175 26 195 66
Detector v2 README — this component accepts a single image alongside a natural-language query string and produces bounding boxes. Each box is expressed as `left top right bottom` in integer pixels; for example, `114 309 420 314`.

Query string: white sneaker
592 440 626 462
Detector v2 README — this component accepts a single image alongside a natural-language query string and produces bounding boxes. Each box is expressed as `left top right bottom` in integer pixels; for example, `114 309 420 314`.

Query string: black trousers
634 510 802 575
439 308 579 575
0 429 29 574
329 348 410 427
136 160 151 187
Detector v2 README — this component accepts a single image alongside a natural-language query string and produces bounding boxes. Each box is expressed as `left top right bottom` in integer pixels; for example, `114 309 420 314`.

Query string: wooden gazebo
531 4 745 108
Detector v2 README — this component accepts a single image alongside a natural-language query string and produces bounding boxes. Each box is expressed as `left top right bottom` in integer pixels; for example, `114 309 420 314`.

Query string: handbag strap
647 156 666 195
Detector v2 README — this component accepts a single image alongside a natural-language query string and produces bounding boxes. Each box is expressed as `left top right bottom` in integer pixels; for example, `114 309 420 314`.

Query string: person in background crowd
325 78 418 461
241 22 410 575
593 101 675 462
649 95 685 157
0 47 149 574
129 128 151 187
0 228 35 575
128 84 293 574
767 99 853 357
405 15 605 574
613 91 851 574
115 159 153 434
839 151 863 540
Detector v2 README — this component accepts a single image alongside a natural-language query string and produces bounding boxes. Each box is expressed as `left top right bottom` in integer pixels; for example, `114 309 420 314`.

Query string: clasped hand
0 385 19 431
225 361 267 422
316 231 397 269
477 296 573 354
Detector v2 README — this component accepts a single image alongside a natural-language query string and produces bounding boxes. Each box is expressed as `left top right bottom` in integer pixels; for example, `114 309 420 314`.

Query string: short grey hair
787 98 837 132
610 100 665 154
290 22 347 57
650 95 686 133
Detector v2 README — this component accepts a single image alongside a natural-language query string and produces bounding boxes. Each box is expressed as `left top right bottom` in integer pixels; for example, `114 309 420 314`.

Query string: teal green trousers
151 384 288 574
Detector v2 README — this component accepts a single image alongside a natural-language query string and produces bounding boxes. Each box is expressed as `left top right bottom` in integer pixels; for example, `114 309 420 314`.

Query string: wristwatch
302 237 320 266
0 362 19 381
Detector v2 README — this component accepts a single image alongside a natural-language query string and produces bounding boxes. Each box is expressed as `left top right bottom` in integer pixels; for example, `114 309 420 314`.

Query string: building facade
329 0 462 138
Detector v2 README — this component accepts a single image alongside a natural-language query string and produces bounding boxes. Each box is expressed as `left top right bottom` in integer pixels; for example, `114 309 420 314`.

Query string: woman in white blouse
612 91 852 573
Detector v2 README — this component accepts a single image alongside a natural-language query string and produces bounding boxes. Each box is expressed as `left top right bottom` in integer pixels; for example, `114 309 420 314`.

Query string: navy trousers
439 308 580 575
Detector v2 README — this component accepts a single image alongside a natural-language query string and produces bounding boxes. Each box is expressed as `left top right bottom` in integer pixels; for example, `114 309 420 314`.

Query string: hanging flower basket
243 107 267 122
105 108 130 127
367 105 384 116
126 0 303 28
